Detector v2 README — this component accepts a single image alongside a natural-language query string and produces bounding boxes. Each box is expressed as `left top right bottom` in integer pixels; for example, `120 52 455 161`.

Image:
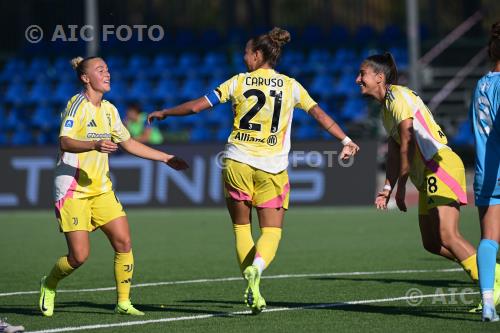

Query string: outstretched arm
148 97 212 123
119 138 189 170
308 104 360 159
60 136 118 154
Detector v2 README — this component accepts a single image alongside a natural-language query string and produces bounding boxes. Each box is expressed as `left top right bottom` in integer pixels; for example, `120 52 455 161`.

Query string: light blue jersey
469 71 500 205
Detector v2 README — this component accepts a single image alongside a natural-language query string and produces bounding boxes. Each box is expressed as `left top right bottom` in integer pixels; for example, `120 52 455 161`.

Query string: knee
68 250 89 268
439 230 459 249
113 238 132 253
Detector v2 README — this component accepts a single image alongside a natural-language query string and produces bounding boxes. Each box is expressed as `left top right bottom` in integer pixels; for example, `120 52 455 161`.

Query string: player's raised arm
308 104 360 159
147 96 212 124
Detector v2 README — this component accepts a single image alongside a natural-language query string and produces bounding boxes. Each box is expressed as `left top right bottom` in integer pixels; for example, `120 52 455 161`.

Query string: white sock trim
252 257 266 275
483 290 494 307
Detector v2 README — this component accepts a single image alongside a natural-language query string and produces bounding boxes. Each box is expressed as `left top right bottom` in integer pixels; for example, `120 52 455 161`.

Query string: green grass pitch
1 207 499 332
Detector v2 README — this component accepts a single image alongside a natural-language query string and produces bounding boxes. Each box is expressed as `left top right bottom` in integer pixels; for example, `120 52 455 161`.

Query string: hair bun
70 56 84 70
268 27 291 47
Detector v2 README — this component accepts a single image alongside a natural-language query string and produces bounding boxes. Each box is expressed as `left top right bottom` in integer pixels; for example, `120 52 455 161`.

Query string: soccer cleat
482 304 500 322
243 265 266 314
115 300 145 316
0 319 25 333
39 276 56 317
495 265 500 306
469 266 500 313
469 300 483 313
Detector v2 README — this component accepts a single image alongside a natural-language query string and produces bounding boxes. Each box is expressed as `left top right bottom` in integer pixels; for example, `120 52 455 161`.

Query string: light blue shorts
475 194 500 207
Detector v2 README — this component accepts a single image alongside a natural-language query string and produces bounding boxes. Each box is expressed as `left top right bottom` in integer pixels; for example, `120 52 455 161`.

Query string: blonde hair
70 56 84 70
70 56 99 84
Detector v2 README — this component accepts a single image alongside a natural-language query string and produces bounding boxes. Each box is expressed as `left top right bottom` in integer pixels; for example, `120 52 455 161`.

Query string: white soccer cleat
482 304 500 322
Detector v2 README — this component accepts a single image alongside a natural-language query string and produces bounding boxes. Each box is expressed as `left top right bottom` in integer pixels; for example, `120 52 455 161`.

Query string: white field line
25 290 479 333
0 267 462 297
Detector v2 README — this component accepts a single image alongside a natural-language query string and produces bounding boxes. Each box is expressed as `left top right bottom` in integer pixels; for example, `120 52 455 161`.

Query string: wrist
341 136 352 145
163 154 172 163
383 184 392 192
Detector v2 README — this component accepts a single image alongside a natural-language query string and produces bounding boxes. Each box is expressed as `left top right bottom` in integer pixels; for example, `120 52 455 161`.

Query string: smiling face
80 58 111 93
355 62 384 98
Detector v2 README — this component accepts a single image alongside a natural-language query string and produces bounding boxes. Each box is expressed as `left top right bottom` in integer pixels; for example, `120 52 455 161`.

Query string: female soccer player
38 56 188 317
356 52 500 309
148 27 359 313
471 22 500 322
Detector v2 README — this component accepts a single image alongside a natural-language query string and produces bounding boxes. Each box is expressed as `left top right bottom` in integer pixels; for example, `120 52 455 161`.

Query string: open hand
147 110 167 124
340 142 360 160
94 140 118 154
375 189 391 210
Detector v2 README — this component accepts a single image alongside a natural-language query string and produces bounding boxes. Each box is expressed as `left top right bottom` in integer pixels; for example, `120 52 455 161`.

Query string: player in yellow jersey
38 56 188 317
356 52 500 311
148 27 359 314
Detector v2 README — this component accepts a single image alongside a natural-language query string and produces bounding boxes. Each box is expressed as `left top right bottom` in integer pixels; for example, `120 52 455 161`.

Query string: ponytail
363 52 398 85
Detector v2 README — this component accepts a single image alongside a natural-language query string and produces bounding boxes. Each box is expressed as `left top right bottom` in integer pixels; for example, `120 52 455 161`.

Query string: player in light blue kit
470 21 500 322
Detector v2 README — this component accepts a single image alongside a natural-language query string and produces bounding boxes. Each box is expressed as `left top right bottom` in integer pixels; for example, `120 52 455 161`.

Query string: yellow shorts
222 158 290 209
55 190 126 232
418 149 467 215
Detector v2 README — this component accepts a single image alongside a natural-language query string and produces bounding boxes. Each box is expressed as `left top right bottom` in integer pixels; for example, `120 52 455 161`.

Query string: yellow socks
233 224 256 272
114 250 134 303
460 254 479 283
254 227 282 273
45 256 75 289
233 225 283 274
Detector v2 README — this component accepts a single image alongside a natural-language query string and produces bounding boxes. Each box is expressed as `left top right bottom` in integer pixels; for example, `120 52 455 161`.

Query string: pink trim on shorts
54 166 80 218
224 183 252 201
414 110 467 205
424 159 468 205
257 182 290 208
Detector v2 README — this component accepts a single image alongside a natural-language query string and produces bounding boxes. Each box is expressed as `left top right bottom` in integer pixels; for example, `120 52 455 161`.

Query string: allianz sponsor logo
234 132 265 144
234 132 278 146
87 132 112 139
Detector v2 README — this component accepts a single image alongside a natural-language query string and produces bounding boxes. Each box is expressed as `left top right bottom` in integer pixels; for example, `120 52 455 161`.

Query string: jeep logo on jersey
267 135 277 146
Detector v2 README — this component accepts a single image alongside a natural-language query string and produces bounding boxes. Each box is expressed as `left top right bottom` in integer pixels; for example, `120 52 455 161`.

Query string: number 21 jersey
205 68 317 173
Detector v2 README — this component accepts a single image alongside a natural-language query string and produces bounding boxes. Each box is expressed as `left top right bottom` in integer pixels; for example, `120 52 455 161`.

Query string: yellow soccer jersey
54 93 130 202
382 85 449 189
205 68 317 173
